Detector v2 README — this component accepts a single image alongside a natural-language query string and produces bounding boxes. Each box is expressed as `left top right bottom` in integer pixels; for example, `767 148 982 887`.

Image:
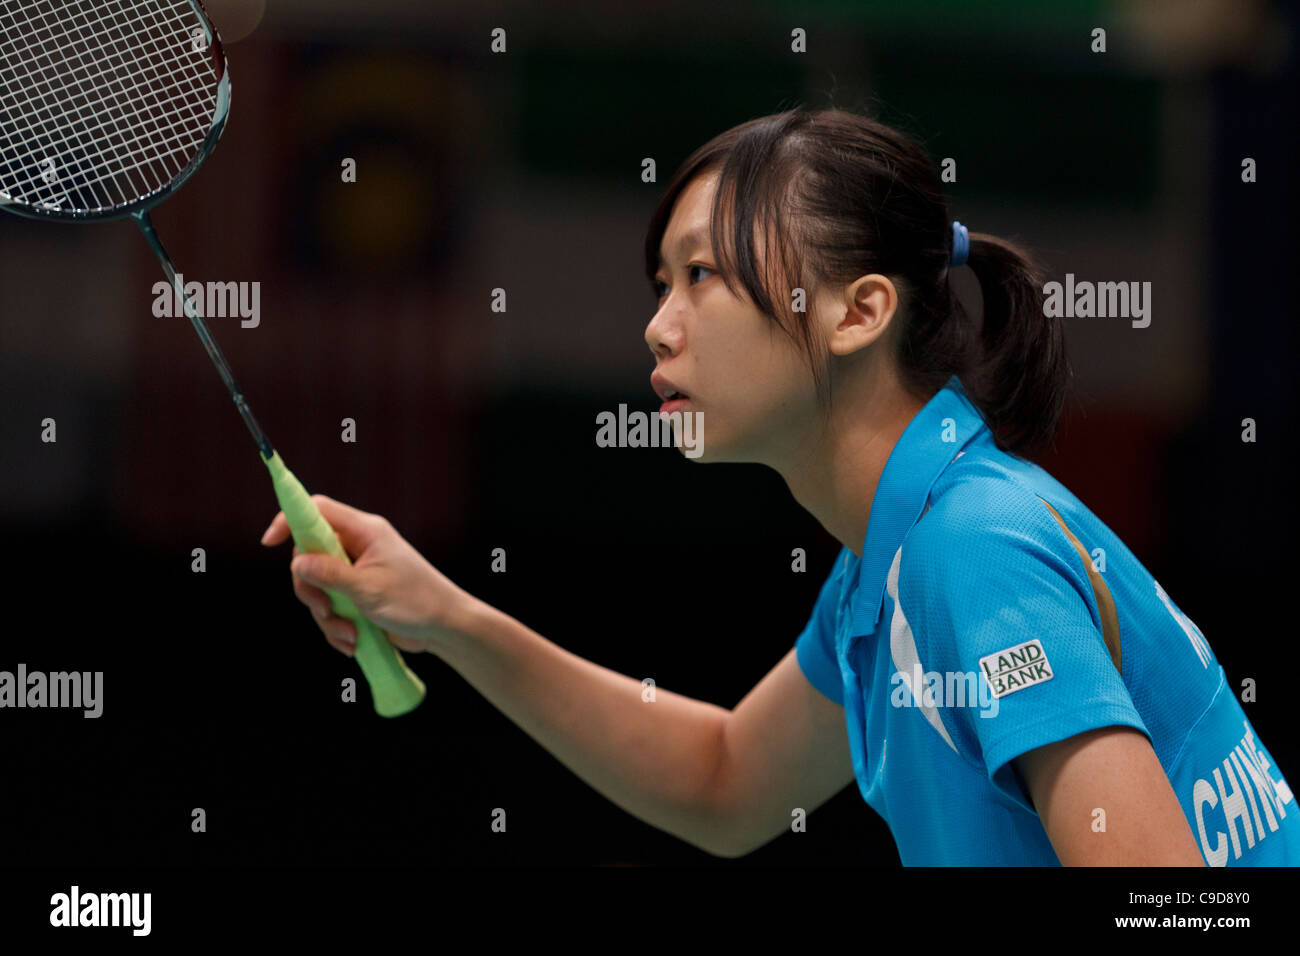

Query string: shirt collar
849 375 989 635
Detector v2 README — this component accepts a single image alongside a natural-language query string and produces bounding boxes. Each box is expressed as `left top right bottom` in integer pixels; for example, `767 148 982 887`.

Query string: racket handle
263 451 426 717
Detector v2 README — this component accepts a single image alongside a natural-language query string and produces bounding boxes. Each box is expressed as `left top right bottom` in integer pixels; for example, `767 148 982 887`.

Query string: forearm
431 597 735 855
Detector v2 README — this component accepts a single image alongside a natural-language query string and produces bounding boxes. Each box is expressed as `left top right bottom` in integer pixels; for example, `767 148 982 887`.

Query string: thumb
310 495 385 556
292 553 361 595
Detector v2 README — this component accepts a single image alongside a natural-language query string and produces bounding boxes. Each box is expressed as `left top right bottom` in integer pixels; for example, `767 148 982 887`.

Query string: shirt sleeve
899 484 1150 814
793 548 850 706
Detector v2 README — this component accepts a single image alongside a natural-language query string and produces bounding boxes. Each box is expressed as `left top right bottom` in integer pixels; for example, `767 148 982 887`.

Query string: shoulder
903 452 1072 570
891 451 1097 647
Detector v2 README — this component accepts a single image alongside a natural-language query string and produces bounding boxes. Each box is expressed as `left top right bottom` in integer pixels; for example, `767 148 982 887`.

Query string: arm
433 613 852 858
431 613 852 859
433 598 736 856
265 495 853 857
1015 725 1206 865
709 647 855 857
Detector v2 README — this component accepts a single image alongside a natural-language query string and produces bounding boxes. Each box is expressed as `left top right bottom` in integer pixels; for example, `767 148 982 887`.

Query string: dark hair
643 106 1068 457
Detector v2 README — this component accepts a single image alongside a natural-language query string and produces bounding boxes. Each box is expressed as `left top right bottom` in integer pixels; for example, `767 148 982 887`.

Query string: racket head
0 0 229 223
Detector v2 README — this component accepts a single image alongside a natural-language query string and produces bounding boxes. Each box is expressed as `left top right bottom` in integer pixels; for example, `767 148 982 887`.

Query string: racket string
1 0 212 205
2 2 214 159
0 0 220 214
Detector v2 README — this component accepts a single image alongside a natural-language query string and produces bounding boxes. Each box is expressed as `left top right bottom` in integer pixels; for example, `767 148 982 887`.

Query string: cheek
711 308 788 372
749 327 811 391
720 340 812 427
695 299 812 410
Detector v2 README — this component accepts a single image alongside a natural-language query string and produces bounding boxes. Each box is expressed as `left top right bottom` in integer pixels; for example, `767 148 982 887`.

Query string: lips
650 371 690 404
659 397 690 415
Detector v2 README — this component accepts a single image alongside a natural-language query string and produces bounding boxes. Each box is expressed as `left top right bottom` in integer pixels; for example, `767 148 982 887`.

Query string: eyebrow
657 226 711 268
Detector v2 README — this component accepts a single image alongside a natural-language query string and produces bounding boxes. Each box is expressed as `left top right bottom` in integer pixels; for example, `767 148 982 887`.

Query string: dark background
1 0 1296 867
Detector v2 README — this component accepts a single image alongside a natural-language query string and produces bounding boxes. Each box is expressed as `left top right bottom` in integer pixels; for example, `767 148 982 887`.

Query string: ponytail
953 233 1068 457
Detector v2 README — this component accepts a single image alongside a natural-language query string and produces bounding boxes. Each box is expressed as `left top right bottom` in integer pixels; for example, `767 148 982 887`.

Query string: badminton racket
0 0 425 717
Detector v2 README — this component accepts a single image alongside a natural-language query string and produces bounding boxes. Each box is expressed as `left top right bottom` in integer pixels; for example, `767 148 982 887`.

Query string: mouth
651 372 690 403
659 395 690 415
652 376 692 414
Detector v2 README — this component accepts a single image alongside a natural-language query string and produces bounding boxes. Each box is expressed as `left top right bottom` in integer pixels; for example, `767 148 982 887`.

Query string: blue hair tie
950 220 969 268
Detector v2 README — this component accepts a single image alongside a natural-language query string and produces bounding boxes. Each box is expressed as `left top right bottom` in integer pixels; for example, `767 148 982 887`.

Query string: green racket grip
263 451 426 717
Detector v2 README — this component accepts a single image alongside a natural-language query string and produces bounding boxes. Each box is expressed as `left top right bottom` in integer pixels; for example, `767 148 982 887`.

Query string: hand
260 495 467 658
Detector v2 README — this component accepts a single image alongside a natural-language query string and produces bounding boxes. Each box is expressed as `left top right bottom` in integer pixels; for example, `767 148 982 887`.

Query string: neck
778 366 927 557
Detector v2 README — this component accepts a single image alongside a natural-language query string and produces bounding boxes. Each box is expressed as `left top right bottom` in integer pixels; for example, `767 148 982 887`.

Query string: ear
824 274 900 357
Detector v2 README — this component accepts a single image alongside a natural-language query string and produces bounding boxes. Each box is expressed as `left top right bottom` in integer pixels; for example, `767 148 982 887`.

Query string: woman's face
645 171 820 466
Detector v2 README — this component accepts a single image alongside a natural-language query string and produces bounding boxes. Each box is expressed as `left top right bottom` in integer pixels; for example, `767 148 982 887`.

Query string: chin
668 414 759 464
675 434 748 464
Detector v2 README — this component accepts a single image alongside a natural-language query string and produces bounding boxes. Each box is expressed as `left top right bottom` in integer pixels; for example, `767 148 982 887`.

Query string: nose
645 306 683 360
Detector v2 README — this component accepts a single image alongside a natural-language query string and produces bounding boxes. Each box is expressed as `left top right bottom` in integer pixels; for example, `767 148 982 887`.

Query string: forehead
671 172 717 222
659 172 719 265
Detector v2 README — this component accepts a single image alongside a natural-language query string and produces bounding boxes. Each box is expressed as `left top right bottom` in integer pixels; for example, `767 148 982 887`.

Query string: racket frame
0 0 229 223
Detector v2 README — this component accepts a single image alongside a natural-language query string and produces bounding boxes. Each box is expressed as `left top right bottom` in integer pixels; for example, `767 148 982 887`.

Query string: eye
653 265 715 301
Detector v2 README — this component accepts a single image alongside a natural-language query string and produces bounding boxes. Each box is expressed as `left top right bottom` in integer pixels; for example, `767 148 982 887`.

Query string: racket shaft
263 451 426 717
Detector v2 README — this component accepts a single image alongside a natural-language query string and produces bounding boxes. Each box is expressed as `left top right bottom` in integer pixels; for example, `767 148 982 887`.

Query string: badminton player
261 107 1298 865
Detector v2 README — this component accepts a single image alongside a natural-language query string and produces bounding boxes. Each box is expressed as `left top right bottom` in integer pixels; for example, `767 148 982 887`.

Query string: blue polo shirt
795 376 1299 865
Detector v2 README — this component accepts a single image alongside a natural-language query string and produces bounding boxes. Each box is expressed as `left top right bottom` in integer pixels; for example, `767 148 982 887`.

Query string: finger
260 511 290 546
321 616 358 651
323 629 357 658
290 545 335 607
308 494 388 555
291 553 359 594
308 607 357 654
292 574 333 618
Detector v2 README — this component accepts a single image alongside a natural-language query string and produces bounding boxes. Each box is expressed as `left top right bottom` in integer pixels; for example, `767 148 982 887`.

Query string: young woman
261 107 1297 866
